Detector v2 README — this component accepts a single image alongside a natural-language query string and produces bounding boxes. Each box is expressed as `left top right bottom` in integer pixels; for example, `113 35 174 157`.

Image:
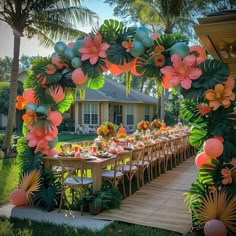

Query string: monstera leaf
136 53 161 78
222 140 236 163
153 32 188 50
60 68 76 88
106 44 134 65
180 87 205 99
99 19 124 44
191 59 229 90
87 75 105 90
189 124 208 149
82 58 106 78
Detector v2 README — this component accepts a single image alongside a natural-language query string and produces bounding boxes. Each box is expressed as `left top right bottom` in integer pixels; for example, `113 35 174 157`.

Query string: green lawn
0 216 180 236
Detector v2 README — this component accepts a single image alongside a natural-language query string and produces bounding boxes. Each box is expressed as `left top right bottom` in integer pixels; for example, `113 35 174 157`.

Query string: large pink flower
160 54 202 89
79 32 110 65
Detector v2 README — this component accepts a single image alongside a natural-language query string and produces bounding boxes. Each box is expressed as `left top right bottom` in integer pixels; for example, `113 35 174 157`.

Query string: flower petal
215 84 224 94
205 90 216 100
90 56 99 65
180 78 192 89
188 68 202 80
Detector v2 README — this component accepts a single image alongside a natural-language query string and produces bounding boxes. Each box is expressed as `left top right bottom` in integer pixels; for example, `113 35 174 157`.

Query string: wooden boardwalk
96 156 198 235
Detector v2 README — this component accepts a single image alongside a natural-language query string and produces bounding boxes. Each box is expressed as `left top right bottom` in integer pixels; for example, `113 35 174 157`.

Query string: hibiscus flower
160 54 202 89
79 32 110 65
221 167 232 185
205 83 235 110
16 95 26 110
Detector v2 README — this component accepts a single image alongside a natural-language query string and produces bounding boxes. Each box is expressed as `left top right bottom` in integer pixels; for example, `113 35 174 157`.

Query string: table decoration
97 121 116 145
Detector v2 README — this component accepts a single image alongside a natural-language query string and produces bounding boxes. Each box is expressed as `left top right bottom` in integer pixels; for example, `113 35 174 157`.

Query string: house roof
77 79 157 104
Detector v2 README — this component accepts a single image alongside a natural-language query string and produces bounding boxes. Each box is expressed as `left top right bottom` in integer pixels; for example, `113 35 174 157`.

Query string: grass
0 216 180 236
0 159 19 205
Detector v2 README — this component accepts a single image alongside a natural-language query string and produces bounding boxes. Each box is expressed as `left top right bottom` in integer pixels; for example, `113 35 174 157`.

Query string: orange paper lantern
195 152 210 168
9 188 27 206
203 138 224 158
204 219 227 236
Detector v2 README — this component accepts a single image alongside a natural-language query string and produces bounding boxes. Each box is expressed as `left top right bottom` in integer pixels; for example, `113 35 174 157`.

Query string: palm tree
0 0 98 151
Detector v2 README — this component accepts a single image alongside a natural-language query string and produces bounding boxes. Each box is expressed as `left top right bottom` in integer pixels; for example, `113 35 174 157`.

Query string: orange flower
154 45 165 56
122 39 134 52
22 109 37 124
137 120 150 130
221 167 232 185
196 103 211 115
16 95 26 110
205 84 235 110
154 54 165 67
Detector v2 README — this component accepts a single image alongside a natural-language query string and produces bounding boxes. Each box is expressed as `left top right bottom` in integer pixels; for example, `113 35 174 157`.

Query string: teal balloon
26 103 38 111
130 41 145 57
135 26 149 41
36 105 49 115
170 42 190 58
54 41 67 55
73 40 85 56
71 57 82 68
48 136 58 149
64 48 75 61
142 36 154 48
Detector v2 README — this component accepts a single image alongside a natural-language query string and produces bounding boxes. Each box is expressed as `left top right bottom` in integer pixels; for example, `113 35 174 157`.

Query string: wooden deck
95 156 198 235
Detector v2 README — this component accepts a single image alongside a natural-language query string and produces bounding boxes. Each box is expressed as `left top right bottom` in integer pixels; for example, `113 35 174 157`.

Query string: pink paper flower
79 32 110 65
160 54 202 89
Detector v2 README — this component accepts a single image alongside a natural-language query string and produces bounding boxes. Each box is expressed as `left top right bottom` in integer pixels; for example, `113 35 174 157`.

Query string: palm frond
195 190 236 233
19 169 41 206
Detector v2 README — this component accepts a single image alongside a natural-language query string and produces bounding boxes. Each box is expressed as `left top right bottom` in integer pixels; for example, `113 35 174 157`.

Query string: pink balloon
203 138 224 158
49 84 65 102
23 88 36 103
52 54 67 69
9 188 27 206
47 111 62 126
72 68 88 85
204 219 227 236
195 152 211 168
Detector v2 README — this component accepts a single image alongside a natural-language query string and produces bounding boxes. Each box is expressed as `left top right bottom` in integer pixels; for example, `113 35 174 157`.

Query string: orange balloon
47 111 62 126
23 88 36 103
195 152 211 168
49 84 65 102
9 188 27 206
204 219 227 236
190 45 206 64
72 68 88 85
203 138 224 158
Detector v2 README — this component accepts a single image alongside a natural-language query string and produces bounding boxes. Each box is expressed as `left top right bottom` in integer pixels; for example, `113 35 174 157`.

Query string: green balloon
26 103 38 111
71 57 82 68
73 40 85 57
54 41 67 55
64 48 75 61
142 36 154 48
48 136 58 149
36 105 49 115
130 40 145 57
170 42 190 58
135 26 149 41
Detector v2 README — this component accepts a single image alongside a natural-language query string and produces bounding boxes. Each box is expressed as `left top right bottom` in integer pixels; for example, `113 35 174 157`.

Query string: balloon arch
12 19 236 232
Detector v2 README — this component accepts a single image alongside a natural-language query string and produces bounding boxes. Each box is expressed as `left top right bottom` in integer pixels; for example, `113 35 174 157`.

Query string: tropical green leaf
189 125 208 149
60 68 76 88
87 76 105 90
56 88 74 113
99 19 124 44
82 58 106 78
222 140 236 163
106 44 134 65
180 87 205 99
191 59 229 90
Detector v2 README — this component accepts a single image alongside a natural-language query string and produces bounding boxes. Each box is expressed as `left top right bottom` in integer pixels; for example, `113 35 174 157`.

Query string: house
69 79 157 134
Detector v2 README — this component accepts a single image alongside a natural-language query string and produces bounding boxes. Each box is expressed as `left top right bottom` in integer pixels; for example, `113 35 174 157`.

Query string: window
113 105 122 125
126 104 134 125
83 103 98 124
144 105 150 121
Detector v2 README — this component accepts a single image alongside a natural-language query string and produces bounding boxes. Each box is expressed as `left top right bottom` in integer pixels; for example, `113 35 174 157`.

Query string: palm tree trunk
2 33 21 151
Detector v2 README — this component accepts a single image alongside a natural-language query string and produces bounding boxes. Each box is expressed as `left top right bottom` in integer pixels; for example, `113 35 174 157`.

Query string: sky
0 1 119 58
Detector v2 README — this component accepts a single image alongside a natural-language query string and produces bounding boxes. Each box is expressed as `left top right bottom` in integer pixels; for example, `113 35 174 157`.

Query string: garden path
95 156 198 235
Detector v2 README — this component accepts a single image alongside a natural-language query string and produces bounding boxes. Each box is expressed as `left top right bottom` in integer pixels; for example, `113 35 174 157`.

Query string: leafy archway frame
15 19 236 216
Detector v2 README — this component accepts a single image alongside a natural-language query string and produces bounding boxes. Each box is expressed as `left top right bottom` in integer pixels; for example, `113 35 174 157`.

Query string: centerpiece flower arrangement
137 120 150 134
150 119 161 131
96 122 116 144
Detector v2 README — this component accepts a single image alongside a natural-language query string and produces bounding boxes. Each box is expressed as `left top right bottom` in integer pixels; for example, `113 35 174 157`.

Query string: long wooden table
43 155 116 193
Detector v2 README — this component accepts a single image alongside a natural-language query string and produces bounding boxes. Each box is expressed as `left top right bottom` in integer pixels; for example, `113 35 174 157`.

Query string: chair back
144 143 154 162
114 151 132 174
132 147 144 163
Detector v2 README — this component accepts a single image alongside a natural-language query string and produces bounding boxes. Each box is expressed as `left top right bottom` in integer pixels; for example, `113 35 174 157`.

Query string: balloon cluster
130 26 154 57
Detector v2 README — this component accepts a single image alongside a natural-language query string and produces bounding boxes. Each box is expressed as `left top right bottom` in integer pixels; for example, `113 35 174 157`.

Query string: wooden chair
58 158 93 215
122 150 139 196
143 143 155 181
152 142 165 176
101 152 128 198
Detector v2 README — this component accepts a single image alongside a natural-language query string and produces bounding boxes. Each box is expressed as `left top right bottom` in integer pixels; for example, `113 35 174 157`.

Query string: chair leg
122 177 126 198
136 172 140 190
